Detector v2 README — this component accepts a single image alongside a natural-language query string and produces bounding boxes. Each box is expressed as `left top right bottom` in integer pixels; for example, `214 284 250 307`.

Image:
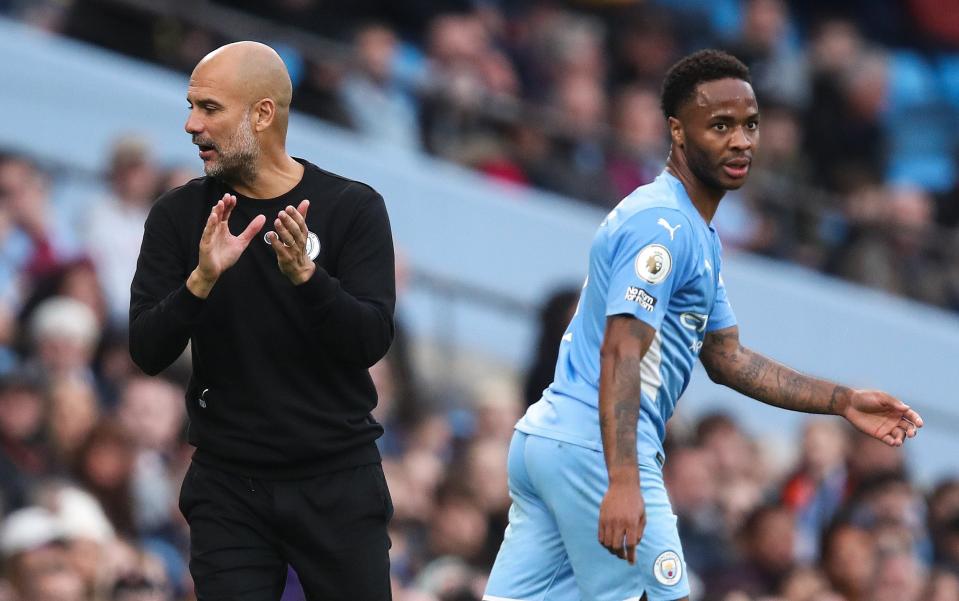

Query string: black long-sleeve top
130 159 395 478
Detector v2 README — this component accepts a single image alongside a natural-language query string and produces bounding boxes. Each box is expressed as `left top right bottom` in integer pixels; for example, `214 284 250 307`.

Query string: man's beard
205 114 259 186
685 140 727 192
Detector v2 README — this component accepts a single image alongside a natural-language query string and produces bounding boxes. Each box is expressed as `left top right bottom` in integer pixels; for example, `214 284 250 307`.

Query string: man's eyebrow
707 110 760 121
186 96 223 107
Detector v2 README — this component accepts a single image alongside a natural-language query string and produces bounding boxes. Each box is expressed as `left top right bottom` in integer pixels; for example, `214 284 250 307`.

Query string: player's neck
665 154 723 224
231 153 304 199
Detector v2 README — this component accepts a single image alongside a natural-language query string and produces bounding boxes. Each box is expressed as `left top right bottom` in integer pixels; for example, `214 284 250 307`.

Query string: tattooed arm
700 325 923 446
597 315 656 564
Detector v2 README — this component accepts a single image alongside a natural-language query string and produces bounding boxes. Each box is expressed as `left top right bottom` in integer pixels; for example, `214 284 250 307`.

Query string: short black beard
685 140 726 192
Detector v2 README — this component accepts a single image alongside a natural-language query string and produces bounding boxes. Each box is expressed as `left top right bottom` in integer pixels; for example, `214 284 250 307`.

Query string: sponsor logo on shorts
653 550 682 586
624 286 657 312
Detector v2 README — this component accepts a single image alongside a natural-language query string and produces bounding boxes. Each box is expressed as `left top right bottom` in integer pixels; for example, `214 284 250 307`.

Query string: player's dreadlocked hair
660 50 751 120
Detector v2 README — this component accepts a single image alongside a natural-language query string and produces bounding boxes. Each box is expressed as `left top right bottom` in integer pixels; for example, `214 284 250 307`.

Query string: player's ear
668 116 684 147
252 98 276 132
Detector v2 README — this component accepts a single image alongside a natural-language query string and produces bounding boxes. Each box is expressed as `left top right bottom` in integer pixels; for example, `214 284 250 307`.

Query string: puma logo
657 218 681 240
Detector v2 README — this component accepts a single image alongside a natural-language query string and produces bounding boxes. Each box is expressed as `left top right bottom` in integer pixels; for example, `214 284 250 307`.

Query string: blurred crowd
8 0 959 311
1 0 959 600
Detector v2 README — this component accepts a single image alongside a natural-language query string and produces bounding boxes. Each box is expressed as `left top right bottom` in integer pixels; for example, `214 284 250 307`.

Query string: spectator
727 0 808 108
777 565 833 601
705 503 797 599
845 428 906 487
82 135 159 327
663 445 728 575
925 568 959 601
0 506 80 601
610 6 679 89
522 286 578 407
605 85 668 200
839 185 947 305
805 36 888 191
820 521 877 601
116 377 184 537
340 23 421 150
427 484 488 565
0 154 75 306
781 418 850 562
532 73 616 206
25 296 99 385
0 372 50 511
71 420 137 536
420 13 503 162
46 375 100 469
41 484 117 599
872 546 926 601
928 479 959 564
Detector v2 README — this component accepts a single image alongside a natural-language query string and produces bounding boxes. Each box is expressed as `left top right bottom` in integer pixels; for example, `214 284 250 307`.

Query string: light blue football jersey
517 171 737 461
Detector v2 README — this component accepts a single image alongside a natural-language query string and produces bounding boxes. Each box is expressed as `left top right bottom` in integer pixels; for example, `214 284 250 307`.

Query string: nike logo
657 218 681 240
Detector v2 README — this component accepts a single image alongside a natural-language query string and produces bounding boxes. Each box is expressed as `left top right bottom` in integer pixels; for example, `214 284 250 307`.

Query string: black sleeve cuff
170 283 207 325
293 266 339 308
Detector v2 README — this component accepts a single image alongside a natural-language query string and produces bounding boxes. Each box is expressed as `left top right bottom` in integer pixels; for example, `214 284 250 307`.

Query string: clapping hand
188 193 266 298
266 199 315 285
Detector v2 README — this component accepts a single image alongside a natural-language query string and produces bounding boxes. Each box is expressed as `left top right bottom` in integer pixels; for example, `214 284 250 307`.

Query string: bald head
185 42 296 185
192 41 292 109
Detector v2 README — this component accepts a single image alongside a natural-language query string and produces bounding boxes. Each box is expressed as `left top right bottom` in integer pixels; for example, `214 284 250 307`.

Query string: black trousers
178 460 393 601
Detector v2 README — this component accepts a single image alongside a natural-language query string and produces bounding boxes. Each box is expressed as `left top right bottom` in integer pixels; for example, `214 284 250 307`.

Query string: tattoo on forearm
776 368 808 404
734 351 842 414
703 327 842 415
613 398 640 463
599 317 653 470
609 355 641 465
701 329 739 380
829 385 850 415
737 353 766 391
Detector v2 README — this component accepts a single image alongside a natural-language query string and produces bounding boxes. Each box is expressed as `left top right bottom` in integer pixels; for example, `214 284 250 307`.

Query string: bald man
129 42 395 600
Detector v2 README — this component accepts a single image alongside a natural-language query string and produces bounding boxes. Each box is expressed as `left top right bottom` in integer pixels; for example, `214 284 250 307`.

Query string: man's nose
730 126 751 150
185 113 202 135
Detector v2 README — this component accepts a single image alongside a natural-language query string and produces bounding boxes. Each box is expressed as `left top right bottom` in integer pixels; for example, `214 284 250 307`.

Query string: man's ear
668 116 684 148
253 98 276 132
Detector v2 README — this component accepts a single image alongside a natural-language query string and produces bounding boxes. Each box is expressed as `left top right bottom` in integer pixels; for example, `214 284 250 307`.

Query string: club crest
263 230 321 261
653 550 683 586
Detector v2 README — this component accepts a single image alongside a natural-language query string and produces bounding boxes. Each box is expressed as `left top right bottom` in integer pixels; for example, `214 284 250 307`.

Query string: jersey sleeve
707 263 737 332
605 209 694 331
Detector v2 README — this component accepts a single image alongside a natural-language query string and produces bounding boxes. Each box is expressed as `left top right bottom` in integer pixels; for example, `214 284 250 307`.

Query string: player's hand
841 389 923 447
190 193 266 298
598 478 645 564
267 199 315 285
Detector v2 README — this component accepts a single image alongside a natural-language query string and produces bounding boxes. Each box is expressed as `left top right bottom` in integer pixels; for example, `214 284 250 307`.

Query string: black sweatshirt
129 159 395 478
